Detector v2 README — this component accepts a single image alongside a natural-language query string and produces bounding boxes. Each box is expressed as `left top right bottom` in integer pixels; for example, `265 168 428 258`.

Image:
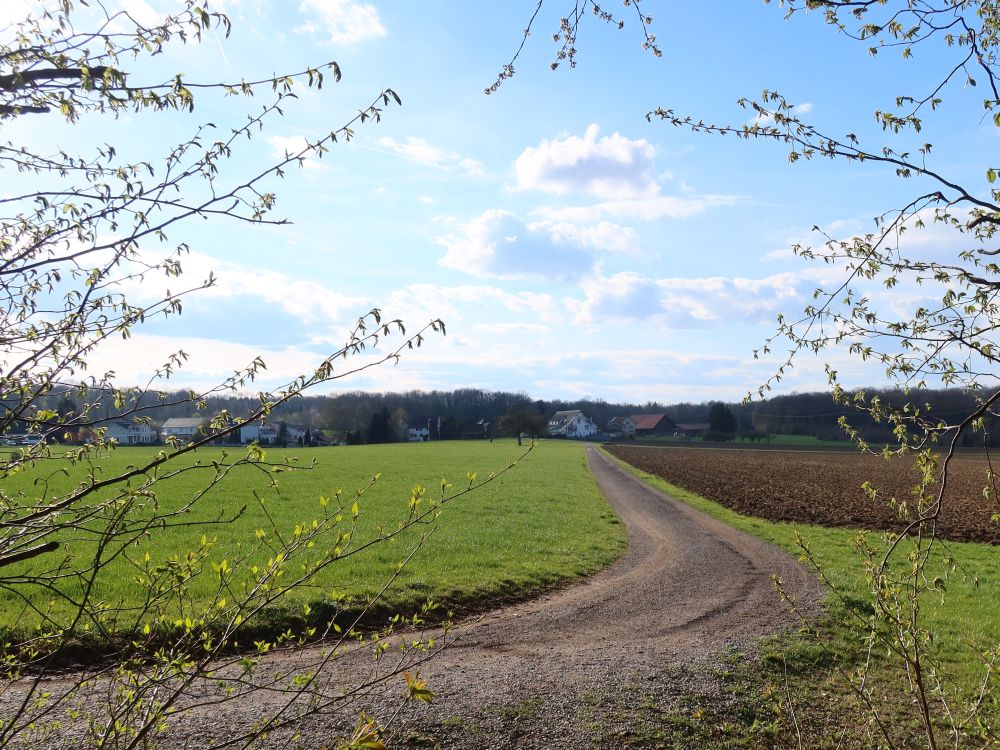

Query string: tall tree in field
367 406 393 444
708 402 736 434
499 406 548 445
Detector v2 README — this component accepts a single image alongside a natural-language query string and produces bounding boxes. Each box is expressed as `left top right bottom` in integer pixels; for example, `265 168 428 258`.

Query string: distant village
48 410 710 447
10 385 997 448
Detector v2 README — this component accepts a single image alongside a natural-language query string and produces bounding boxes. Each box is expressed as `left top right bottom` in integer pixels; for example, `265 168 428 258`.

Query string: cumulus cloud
121 250 369 325
566 270 814 327
296 0 385 45
566 272 663 323
514 124 742 223
84 328 443 394
545 220 638 254
375 136 485 176
267 135 329 171
84 333 334 389
436 210 635 280
382 282 559 325
514 124 658 199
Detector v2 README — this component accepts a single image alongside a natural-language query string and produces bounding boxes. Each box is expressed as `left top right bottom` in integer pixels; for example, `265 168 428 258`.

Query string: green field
0 440 625 642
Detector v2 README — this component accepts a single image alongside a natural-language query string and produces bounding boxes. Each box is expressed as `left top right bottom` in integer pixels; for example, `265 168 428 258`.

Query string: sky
4 1 994 404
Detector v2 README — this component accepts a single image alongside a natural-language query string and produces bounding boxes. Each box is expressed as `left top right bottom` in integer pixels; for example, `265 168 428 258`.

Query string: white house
606 416 636 437
240 423 278 445
407 425 429 442
160 417 203 443
103 420 157 445
548 410 598 439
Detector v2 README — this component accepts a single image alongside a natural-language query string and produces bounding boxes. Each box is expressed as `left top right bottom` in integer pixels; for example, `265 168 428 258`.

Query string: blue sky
7 1 992 403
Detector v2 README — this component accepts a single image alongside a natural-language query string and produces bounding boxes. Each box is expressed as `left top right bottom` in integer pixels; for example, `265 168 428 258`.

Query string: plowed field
606 445 1000 544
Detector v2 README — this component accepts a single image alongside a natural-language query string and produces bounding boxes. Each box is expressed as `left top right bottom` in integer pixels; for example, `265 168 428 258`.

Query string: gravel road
2 446 823 749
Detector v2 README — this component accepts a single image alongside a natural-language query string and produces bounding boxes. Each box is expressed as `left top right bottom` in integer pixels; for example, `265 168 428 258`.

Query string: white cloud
120 0 163 27
516 126 741 224
566 270 817 328
375 136 485 177
514 123 658 199
122 250 369 326
544 220 638 254
381 283 559 326
0 1 33 28
296 0 386 45
566 272 663 324
267 135 329 171
436 210 633 280
82 329 436 394
82 333 332 389
540 193 740 223
472 322 551 335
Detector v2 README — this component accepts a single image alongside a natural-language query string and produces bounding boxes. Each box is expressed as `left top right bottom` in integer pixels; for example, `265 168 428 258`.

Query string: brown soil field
606 445 1000 544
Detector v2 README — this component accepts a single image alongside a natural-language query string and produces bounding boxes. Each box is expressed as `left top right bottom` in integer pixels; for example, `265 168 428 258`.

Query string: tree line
17 385 1000 447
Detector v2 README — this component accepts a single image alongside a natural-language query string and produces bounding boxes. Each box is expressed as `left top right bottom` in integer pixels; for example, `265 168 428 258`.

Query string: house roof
161 418 204 429
629 414 674 431
675 422 710 431
607 416 634 427
105 419 151 429
550 410 584 423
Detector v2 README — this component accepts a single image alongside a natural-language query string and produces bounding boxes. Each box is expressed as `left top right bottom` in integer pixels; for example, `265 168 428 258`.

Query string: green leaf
403 671 434 703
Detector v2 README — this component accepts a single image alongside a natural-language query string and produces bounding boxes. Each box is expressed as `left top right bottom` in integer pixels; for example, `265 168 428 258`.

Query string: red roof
630 414 670 430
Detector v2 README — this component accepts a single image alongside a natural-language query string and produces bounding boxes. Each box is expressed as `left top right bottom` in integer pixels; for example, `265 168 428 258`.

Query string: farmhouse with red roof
629 414 678 437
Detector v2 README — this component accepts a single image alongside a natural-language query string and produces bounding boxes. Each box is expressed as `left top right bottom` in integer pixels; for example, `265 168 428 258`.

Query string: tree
0 4 491 749
648 3 1000 746
498 2 1000 746
708 402 736 435
499 407 548 445
366 407 392 444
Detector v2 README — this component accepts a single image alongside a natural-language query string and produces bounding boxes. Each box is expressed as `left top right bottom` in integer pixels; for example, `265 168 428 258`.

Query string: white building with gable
547 410 597 439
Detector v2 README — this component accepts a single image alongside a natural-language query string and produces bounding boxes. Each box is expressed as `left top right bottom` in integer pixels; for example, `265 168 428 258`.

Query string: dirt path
3 446 824 749
433 446 821 656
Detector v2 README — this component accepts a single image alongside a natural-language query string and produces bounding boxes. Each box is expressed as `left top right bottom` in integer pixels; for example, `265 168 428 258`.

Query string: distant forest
22 385 1000 447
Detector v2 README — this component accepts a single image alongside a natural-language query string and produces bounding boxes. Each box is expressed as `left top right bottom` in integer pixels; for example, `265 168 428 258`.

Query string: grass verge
601 446 999 748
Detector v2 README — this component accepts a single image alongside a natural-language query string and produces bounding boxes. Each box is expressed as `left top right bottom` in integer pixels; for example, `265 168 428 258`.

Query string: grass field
602 447 1000 738
0 440 625 642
